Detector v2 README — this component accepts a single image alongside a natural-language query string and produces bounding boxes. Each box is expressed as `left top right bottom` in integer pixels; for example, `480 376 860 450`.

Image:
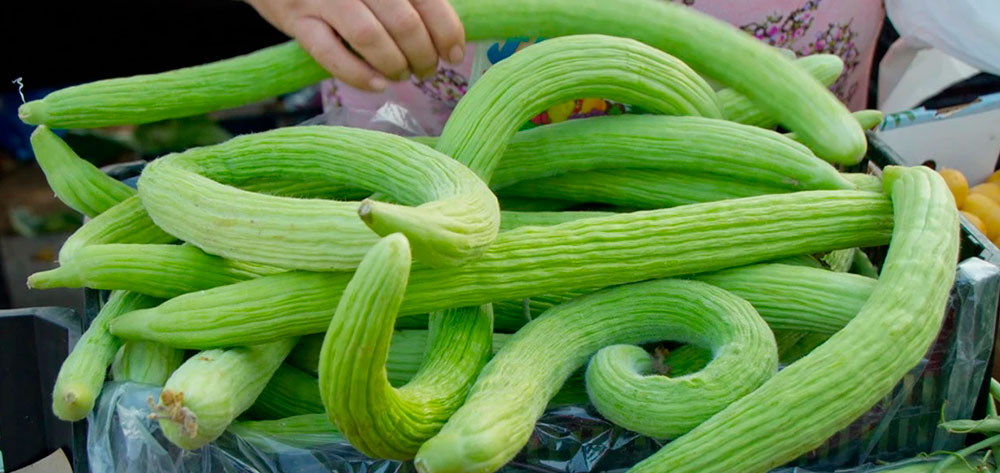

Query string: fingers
410 0 466 65
291 16 389 92
362 0 439 79
321 0 411 81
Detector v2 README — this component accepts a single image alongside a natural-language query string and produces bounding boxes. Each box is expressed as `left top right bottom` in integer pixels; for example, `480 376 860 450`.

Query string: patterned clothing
320 0 885 135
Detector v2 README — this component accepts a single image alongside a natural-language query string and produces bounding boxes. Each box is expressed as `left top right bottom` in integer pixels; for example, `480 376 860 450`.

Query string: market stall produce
11 2 999 472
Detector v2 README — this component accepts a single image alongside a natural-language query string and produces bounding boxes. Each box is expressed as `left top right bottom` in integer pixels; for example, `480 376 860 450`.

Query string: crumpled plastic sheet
87 256 999 473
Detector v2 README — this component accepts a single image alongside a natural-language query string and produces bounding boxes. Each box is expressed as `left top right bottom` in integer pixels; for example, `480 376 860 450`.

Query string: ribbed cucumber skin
111 341 185 386
500 169 795 210
488 115 852 192
626 166 958 473
718 54 844 128
138 126 499 271
18 41 327 129
51 291 161 421
153 338 297 450
435 35 721 181
318 235 494 460
413 279 777 473
26 211 598 299
29 125 135 217
111 191 892 349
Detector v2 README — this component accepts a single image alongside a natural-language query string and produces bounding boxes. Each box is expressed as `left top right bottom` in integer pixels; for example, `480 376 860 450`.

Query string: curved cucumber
138 126 499 270
718 54 844 128
318 234 493 460
52 291 161 421
413 279 777 473
436 35 721 181
29 125 135 218
627 165 958 473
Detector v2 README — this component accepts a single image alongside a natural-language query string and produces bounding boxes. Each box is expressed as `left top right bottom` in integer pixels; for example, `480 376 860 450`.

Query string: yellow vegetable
937 168 968 208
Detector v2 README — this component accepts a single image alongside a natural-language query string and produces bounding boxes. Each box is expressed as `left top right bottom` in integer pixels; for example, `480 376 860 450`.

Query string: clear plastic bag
86 255 999 473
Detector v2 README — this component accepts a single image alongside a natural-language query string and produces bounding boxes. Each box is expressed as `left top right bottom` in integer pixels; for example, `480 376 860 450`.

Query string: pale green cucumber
419 114 852 193
30 126 135 217
625 165 958 473
846 172 884 193
18 41 328 129
718 53 844 127
318 234 493 460
110 341 185 386
434 35 720 181
110 191 893 349
52 291 161 421
151 337 297 450
138 126 499 270
691 264 876 334
494 263 877 336
29 243 284 298
499 168 795 209
413 279 778 472
27 211 599 298
246 363 324 420
785 110 885 144
56 195 174 262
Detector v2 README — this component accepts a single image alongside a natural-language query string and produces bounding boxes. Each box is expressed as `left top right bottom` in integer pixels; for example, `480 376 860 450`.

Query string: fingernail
449 44 465 64
369 77 388 92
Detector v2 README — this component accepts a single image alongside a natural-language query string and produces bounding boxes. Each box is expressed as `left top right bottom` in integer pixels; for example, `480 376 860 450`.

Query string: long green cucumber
718 53 844 127
51 291 161 421
499 168 795 209
29 243 284 298
18 41 328 129
691 263 875 334
435 35 720 181
625 165 958 473
28 211 604 298
245 363 324 420
413 279 778 473
487 115 851 191
22 0 864 163
138 126 499 270
30 126 135 217
110 341 185 386
110 191 892 349
150 337 297 450
477 263 878 336
56 195 174 262
318 234 493 460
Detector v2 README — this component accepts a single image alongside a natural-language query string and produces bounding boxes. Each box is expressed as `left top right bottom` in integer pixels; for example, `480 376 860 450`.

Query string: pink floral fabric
320 0 885 134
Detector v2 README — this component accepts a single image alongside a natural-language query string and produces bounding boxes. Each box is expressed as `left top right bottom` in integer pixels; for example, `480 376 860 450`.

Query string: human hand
247 0 466 92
